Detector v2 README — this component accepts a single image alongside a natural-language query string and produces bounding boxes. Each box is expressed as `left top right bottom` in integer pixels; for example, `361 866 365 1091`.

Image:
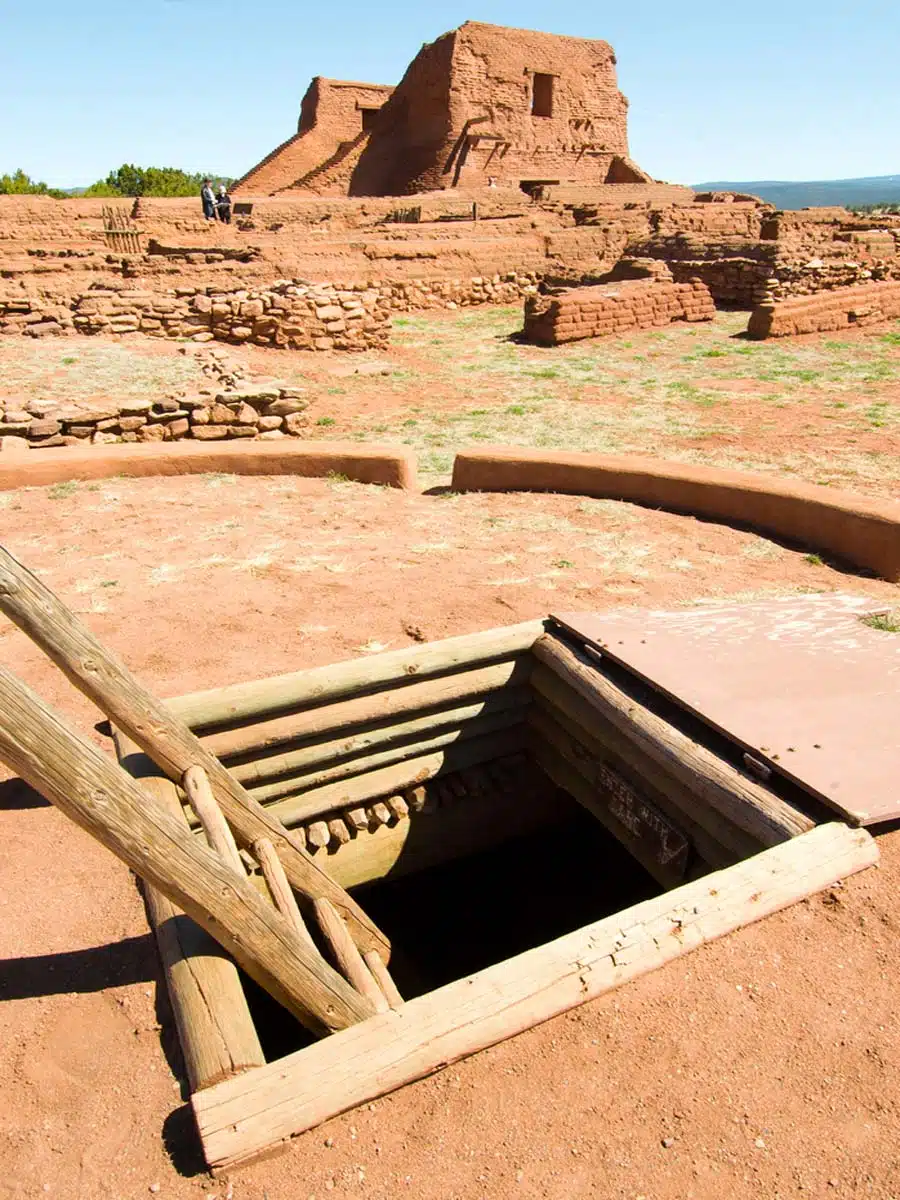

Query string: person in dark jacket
200 179 216 221
216 185 232 224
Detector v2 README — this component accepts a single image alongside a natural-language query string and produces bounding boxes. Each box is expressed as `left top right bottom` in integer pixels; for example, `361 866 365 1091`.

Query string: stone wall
747 280 900 339
0 270 541 350
0 381 312 453
523 278 715 345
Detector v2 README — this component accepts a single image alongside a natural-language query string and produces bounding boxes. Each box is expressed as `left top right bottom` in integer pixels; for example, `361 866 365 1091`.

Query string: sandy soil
4 310 900 496
1 472 899 1200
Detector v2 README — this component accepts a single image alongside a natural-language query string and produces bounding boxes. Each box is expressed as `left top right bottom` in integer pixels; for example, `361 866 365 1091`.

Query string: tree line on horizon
0 166 233 199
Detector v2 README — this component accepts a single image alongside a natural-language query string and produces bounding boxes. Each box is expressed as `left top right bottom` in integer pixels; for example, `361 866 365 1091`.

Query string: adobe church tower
352 22 649 195
235 22 652 197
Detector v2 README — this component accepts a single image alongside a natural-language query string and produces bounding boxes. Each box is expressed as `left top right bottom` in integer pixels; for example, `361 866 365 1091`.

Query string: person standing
216 184 232 224
200 178 216 221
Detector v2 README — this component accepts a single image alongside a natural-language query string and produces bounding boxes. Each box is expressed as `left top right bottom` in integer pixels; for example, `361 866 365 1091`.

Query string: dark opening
519 179 561 200
531 73 554 118
360 107 381 132
240 785 661 1062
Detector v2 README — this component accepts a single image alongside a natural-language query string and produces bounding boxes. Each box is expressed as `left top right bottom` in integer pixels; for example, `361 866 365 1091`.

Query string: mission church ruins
235 21 655 197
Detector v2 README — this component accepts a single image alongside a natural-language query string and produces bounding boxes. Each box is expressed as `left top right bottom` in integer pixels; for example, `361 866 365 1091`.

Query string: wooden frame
105 622 877 1171
0 544 878 1174
193 823 877 1170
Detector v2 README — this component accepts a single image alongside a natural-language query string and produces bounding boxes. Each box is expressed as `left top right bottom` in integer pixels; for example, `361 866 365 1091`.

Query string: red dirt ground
2 474 899 1200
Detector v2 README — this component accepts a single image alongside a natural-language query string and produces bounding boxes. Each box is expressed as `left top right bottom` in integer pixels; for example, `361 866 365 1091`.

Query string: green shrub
0 168 66 199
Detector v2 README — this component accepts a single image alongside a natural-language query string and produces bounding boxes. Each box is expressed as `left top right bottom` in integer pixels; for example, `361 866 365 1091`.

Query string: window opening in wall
531 73 554 118
360 107 381 132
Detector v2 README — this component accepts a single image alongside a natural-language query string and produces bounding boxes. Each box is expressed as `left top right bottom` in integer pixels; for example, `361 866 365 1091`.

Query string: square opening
237 757 662 1060
133 619 842 1169
531 73 554 118
360 107 381 133
186 623 807 1061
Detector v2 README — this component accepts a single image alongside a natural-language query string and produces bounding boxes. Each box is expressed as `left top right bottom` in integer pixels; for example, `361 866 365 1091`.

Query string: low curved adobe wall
0 440 416 492
451 447 900 582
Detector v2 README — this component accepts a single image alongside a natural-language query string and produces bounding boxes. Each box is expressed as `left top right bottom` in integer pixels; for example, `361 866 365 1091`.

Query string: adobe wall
747 280 900 338
235 79 394 196
7 193 898 325
450 448 900 582
352 22 638 195
522 278 715 345
0 441 416 490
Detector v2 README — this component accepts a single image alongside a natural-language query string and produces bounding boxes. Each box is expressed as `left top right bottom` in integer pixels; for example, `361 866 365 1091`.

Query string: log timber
113 732 265 1092
0 666 373 1036
0 546 388 959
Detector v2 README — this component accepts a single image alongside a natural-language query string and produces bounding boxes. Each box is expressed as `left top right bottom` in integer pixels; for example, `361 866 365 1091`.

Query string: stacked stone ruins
2 20 900 449
524 276 716 345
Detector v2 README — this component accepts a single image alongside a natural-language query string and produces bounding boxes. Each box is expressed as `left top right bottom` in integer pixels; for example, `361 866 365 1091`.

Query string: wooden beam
363 951 404 1010
166 620 545 729
529 698 747 870
530 720 692 888
314 898 390 1015
532 635 812 846
0 545 389 959
0 665 374 1036
226 690 530 785
251 836 317 951
204 661 533 761
243 708 527 805
183 766 246 876
193 822 877 1170
266 725 527 829
114 733 265 1092
529 671 762 863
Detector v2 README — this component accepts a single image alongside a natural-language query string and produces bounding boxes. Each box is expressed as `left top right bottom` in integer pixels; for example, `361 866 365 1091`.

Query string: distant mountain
692 174 900 210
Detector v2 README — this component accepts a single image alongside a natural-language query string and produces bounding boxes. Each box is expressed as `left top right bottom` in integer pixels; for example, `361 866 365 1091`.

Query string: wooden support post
194 823 878 1170
313 898 390 1015
251 836 317 952
183 765 245 876
167 620 545 729
0 546 389 959
114 733 265 1092
532 634 813 846
0 666 374 1036
363 951 404 1010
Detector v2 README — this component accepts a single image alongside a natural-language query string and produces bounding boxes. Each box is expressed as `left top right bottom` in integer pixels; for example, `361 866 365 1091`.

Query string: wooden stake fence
102 205 142 254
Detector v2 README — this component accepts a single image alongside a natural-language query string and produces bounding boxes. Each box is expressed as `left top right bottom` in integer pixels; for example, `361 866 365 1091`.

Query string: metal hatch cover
549 593 900 826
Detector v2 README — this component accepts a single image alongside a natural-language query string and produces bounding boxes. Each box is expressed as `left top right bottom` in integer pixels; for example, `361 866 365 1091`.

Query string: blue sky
1 0 897 187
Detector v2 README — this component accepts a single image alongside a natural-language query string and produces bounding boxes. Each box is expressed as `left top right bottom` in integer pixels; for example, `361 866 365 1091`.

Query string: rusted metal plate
550 594 900 826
